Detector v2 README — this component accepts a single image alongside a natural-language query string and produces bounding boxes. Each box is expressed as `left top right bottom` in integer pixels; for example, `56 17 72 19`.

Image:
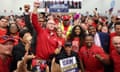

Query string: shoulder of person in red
110 32 117 38
0 57 12 72
57 37 65 46
0 29 7 36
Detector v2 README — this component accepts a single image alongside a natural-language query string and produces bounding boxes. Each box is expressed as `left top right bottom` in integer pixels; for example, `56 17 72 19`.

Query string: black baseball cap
64 41 72 47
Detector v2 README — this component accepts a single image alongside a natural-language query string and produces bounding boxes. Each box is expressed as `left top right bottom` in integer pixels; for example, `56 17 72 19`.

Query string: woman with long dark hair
68 25 85 53
7 23 20 45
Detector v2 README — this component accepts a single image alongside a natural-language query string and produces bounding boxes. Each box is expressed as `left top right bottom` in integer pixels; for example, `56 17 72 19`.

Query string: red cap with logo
0 35 15 44
62 15 71 21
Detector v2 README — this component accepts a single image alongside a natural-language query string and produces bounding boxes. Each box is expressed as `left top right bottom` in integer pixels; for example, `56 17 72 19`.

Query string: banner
49 4 68 12
59 56 78 72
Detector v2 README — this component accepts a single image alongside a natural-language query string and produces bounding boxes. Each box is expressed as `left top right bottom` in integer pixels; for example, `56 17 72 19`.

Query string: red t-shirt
57 37 65 47
0 57 11 72
79 45 108 72
12 34 19 45
0 29 7 36
72 37 80 53
110 50 120 72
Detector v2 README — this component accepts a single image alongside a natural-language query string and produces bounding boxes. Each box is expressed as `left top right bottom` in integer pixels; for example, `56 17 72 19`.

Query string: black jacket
10 41 32 72
24 14 37 54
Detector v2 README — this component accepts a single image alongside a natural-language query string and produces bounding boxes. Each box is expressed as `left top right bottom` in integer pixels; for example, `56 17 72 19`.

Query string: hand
51 57 61 72
34 1 40 8
54 47 62 54
16 60 28 72
24 35 32 52
33 0 40 14
94 54 103 61
24 34 32 50
23 52 35 63
25 42 31 52
16 52 35 72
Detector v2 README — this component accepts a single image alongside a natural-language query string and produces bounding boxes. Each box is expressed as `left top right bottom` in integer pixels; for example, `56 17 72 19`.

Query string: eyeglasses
47 22 55 25
65 46 72 48
39 21 45 22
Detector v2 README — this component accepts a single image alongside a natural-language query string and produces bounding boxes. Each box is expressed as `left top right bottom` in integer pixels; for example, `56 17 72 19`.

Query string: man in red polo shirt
32 2 60 60
79 35 109 72
110 36 120 72
0 35 15 72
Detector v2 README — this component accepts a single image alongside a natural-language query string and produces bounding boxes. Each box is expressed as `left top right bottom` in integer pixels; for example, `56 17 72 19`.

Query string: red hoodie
72 37 80 53
32 13 58 60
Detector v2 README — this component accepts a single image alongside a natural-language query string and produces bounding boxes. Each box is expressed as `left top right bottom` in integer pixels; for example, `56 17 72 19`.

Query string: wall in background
0 0 120 15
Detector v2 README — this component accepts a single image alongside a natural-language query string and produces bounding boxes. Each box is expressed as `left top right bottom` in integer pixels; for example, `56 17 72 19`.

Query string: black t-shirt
55 50 81 69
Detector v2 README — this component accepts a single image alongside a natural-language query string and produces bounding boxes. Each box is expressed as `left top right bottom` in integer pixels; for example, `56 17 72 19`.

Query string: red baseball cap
0 35 15 44
62 15 71 21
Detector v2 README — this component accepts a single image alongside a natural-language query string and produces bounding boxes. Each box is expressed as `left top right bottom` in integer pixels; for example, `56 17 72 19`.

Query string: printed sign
49 4 68 12
59 56 78 72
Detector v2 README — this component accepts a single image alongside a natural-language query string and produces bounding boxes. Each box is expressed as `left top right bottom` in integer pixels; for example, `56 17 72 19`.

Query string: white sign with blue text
59 56 78 72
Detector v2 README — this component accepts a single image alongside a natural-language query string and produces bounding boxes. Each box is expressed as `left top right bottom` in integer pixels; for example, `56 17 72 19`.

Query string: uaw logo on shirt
59 56 78 72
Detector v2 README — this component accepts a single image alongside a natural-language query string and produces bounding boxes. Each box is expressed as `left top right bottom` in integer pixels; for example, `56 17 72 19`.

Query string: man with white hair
110 36 120 72
31 2 61 71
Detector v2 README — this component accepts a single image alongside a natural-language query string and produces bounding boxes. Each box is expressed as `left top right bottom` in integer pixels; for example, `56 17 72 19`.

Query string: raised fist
34 0 40 8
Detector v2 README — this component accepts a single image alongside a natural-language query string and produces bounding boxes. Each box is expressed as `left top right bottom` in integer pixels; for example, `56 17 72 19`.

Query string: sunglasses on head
39 20 45 22
1 35 14 40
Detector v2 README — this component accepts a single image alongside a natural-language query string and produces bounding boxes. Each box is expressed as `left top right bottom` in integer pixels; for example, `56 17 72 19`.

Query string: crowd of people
0 1 120 72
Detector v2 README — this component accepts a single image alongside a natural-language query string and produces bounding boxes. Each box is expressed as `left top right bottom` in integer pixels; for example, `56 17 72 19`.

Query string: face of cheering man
112 36 120 54
114 22 120 36
46 19 56 31
62 15 70 26
88 26 97 36
84 35 94 48
0 17 8 28
0 35 15 56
